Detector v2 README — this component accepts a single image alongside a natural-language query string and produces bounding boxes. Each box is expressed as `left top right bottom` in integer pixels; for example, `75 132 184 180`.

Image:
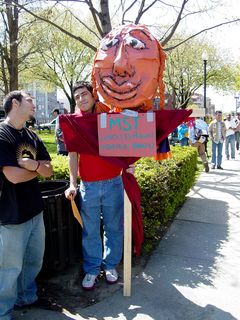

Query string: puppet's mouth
100 76 141 101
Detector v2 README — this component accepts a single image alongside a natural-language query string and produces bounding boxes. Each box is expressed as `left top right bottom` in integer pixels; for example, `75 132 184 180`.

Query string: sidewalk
14 153 240 320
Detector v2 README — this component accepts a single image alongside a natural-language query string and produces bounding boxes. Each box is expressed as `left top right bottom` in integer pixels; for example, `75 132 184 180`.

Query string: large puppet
92 24 166 112
60 24 191 255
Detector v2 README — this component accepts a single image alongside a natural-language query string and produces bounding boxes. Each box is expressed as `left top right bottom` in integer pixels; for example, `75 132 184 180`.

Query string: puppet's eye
125 36 145 49
101 38 119 51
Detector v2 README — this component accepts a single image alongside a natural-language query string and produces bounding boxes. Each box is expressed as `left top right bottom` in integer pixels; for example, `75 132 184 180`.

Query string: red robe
60 109 192 255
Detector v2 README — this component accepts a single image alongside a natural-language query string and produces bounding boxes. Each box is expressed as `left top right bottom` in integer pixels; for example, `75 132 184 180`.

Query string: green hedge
39 131 198 252
135 146 198 252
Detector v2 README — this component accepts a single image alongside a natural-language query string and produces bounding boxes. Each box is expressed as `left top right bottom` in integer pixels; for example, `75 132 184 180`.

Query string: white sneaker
82 274 97 290
105 269 118 284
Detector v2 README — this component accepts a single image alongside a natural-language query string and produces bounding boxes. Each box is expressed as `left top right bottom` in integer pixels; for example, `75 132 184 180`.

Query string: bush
40 131 198 253
38 154 69 181
135 146 198 252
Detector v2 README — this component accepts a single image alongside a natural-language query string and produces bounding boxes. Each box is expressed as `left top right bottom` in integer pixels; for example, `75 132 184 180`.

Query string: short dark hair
72 81 93 95
53 108 60 114
3 90 25 115
215 110 222 114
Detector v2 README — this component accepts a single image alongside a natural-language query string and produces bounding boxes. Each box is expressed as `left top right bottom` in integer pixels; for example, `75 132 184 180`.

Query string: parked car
38 118 57 131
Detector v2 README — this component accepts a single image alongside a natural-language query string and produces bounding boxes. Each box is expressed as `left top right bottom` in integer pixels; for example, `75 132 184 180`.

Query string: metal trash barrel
39 180 82 275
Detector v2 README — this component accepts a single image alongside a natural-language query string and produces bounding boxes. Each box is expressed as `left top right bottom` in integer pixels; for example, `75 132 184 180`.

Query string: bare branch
11 0 97 52
135 0 158 24
161 0 189 46
87 0 104 37
57 2 101 40
165 19 240 51
122 0 138 25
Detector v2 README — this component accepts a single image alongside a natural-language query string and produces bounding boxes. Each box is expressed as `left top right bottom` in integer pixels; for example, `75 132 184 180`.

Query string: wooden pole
123 190 132 296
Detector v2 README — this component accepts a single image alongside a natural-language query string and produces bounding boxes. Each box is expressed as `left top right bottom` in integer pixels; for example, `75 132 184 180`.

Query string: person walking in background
208 110 226 169
177 122 189 146
225 113 237 160
195 117 209 156
234 113 240 152
0 90 53 320
53 108 68 156
188 118 209 173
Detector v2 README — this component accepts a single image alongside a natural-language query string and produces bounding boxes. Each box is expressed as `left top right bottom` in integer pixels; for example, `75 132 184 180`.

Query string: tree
12 0 240 52
24 10 95 112
0 0 19 92
165 36 236 109
0 0 42 93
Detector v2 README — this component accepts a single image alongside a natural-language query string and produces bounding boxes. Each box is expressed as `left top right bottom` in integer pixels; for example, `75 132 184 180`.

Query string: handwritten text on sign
97 112 156 156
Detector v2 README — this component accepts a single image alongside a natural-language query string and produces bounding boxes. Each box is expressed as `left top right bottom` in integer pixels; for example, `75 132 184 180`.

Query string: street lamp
234 94 239 113
202 50 208 114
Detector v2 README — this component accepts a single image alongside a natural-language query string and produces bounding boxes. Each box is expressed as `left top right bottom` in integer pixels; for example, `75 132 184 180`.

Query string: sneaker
82 274 97 290
217 165 223 170
204 162 209 173
105 269 118 284
211 164 215 169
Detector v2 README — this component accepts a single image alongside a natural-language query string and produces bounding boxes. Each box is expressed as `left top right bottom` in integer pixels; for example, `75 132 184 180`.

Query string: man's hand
18 158 38 171
126 164 135 175
65 186 78 200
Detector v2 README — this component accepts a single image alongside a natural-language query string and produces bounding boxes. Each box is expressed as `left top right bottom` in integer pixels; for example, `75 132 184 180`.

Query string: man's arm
3 166 38 184
65 152 79 200
3 159 53 184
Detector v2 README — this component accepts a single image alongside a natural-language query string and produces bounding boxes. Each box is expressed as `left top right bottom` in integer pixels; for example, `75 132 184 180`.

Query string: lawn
37 131 57 157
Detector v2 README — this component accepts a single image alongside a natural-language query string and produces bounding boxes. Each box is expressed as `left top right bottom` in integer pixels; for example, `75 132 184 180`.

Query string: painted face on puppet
92 24 164 109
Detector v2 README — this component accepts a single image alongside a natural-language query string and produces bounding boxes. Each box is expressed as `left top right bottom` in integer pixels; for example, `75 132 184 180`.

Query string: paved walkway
14 153 240 320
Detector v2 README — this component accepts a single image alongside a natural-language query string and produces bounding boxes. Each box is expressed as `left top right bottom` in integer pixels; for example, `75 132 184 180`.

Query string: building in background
26 82 58 124
190 93 215 116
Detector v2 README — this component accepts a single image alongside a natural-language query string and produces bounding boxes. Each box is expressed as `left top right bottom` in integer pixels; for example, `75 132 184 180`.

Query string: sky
176 0 240 113
57 0 240 113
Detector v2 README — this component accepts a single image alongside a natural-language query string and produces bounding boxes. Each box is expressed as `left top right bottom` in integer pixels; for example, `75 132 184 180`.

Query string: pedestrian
177 122 189 146
64 81 134 290
225 113 237 160
188 118 209 172
0 90 53 320
53 108 68 156
208 110 226 169
234 113 240 152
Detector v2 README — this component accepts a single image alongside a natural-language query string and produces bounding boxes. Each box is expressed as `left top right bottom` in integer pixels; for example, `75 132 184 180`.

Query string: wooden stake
123 190 132 296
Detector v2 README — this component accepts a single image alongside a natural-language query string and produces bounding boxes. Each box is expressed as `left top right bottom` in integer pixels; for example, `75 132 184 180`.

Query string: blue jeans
211 141 223 166
0 213 45 320
225 134 235 159
80 175 124 275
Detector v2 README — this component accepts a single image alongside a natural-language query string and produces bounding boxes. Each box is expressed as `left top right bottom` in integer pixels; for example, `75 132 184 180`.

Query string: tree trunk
100 0 112 36
6 0 19 91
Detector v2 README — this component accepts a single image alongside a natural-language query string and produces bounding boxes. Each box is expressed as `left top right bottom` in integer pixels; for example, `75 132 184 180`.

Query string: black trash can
39 180 82 275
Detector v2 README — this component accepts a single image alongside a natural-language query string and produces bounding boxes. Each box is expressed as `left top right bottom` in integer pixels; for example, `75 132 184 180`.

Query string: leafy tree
234 65 240 92
165 36 236 108
23 9 95 112
0 0 40 93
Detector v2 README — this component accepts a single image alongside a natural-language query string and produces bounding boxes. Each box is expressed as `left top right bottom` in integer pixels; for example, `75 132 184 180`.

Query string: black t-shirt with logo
0 123 51 225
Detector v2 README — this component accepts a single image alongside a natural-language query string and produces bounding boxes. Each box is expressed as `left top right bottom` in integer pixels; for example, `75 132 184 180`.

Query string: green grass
37 131 57 156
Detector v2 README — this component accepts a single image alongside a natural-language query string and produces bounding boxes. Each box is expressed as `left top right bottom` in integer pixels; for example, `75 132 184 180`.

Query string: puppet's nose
113 43 133 76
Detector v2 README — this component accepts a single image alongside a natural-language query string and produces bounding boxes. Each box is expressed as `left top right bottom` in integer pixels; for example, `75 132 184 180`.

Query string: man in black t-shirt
0 90 53 320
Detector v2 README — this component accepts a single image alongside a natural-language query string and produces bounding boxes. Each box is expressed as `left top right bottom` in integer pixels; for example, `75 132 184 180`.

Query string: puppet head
92 24 166 110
